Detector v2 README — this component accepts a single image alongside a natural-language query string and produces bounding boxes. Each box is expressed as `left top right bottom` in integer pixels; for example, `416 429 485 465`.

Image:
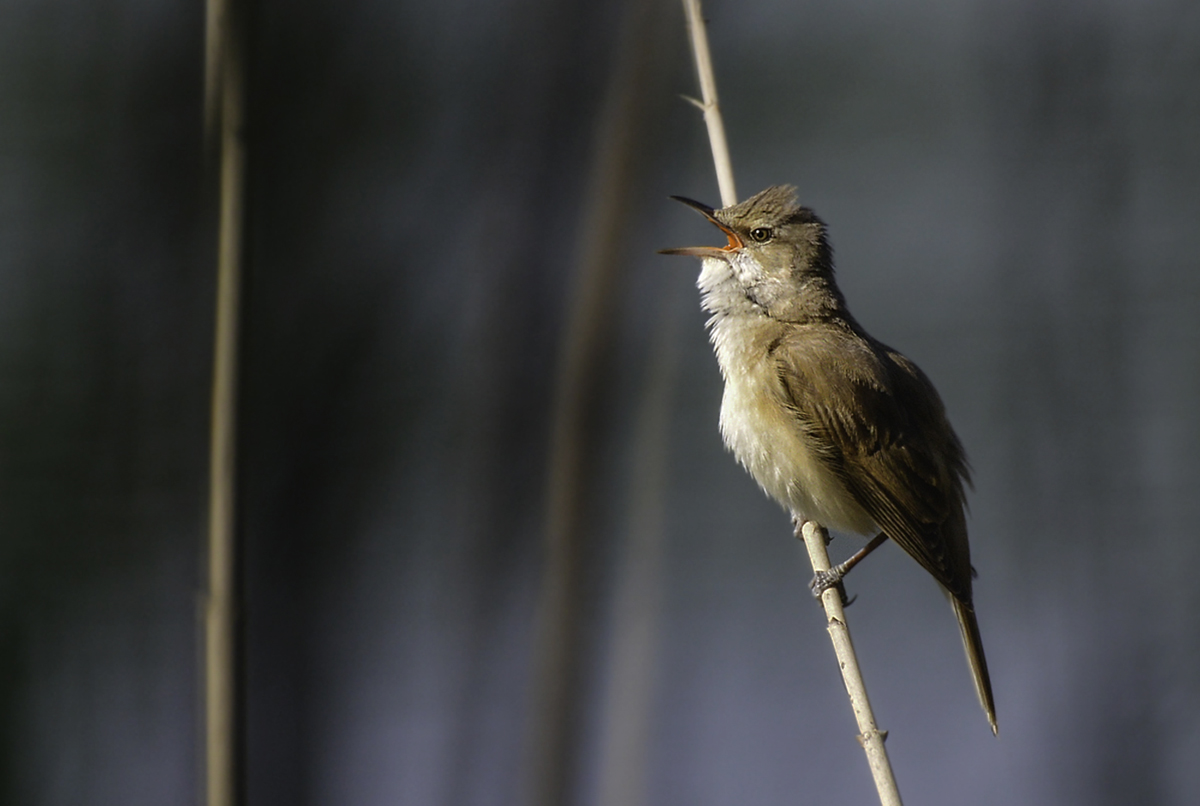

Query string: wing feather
772 325 973 600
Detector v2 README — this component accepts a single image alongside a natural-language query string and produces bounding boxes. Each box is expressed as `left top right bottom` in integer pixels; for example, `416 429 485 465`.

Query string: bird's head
662 185 837 320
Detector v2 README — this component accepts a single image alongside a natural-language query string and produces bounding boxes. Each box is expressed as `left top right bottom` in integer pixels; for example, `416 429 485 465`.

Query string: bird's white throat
698 256 876 536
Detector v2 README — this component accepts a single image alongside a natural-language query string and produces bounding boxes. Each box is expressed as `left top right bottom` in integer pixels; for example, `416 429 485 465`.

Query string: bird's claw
791 516 834 546
809 569 855 606
809 568 841 595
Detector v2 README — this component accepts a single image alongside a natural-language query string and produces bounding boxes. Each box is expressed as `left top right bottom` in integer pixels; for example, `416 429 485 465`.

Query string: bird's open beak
659 196 743 257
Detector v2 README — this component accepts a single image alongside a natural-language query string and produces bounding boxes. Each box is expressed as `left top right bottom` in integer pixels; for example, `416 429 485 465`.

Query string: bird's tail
952 596 997 735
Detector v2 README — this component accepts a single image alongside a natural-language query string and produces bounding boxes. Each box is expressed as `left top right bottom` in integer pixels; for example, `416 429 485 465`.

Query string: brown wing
771 324 974 602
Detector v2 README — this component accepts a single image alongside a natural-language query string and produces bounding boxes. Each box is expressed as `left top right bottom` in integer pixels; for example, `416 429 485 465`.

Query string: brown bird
662 185 996 734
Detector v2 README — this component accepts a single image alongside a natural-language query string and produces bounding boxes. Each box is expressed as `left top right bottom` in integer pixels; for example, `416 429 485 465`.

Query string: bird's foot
791 516 834 546
809 569 855 607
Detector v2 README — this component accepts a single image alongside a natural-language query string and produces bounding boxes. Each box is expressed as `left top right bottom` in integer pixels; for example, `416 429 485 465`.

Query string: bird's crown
714 185 822 232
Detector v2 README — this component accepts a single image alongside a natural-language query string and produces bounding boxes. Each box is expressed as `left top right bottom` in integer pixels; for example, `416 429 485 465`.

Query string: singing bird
662 185 996 734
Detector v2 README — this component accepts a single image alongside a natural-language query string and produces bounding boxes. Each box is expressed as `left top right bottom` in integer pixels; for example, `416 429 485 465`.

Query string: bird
661 185 996 734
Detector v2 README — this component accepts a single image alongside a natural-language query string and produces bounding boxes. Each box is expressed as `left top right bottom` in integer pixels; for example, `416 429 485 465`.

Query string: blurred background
3 0 1200 804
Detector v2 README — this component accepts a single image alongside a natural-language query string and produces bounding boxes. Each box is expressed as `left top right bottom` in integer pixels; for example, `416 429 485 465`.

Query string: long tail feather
952 596 997 735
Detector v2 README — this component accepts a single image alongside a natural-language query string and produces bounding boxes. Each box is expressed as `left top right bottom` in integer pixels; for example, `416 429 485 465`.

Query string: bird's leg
808 532 890 600
792 517 851 605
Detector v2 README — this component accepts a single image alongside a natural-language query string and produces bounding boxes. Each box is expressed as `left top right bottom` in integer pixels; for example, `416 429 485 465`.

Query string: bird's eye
749 227 772 243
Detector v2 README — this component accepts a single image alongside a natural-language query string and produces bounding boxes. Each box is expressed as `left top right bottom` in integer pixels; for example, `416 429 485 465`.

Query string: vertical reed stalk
204 2 246 804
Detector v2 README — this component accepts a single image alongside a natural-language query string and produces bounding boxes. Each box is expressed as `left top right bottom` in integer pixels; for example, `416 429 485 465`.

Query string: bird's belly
719 370 876 536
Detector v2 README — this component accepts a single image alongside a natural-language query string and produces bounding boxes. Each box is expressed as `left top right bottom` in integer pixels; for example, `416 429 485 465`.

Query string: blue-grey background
2 0 1199 804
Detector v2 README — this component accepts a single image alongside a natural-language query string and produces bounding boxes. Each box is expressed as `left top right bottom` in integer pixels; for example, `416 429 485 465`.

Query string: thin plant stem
680 0 737 206
204 2 246 805
798 520 903 806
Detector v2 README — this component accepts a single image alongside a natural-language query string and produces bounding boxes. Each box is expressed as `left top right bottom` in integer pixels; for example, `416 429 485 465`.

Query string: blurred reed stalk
679 2 902 804
203 1 247 805
595 297 679 806
524 0 666 804
593 3 679 792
